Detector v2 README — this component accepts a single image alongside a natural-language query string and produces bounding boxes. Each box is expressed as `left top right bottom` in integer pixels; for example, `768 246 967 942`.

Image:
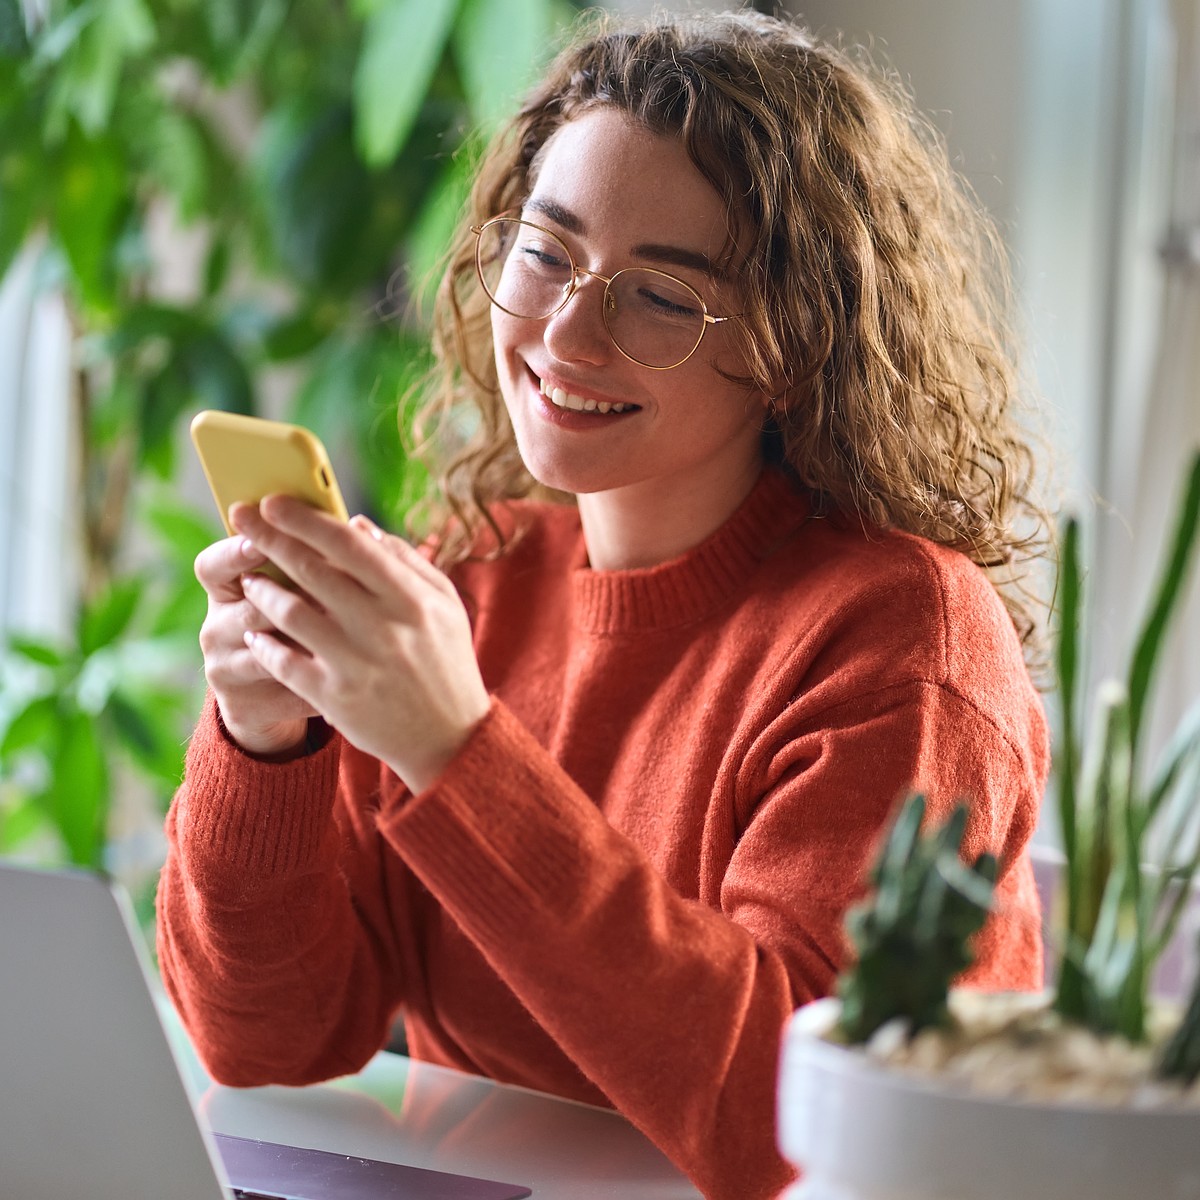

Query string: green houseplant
0 0 579 875
779 449 1200 1200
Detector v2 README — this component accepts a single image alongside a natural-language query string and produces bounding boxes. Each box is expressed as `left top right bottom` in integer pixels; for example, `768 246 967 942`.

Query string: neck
577 451 764 571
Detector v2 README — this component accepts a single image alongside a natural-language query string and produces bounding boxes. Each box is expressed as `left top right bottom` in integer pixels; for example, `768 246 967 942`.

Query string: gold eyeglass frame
470 215 738 371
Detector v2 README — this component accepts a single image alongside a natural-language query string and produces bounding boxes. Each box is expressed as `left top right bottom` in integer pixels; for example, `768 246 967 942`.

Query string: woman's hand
195 533 317 757
228 495 491 793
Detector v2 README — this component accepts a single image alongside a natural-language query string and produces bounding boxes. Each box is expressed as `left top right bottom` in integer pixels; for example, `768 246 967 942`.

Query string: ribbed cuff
177 695 343 877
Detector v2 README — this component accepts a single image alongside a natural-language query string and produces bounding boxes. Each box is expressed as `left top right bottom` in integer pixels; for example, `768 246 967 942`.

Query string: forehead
525 108 734 264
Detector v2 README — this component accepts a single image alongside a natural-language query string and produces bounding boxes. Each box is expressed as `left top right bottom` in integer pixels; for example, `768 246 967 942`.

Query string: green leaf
0 0 28 59
51 127 129 313
79 576 143 657
0 795 46 854
1055 517 1082 861
1127 452 1200 751
142 493 222 565
406 141 478 311
203 236 231 298
6 636 67 668
147 107 210 222
0 694 59 759
100 300 193 357
44 0 155 138
254 100 375 289
32 5 96 69
42 712 108 868
262 311 329 362
106 687 187 787
0 102 41 280
353 0 460 167
1144 697 1200 826
137 325 254 473
454 0 547 129
1076 683 1131 934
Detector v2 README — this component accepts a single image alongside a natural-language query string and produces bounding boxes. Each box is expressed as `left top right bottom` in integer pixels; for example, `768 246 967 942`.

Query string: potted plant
778 450 1200 1200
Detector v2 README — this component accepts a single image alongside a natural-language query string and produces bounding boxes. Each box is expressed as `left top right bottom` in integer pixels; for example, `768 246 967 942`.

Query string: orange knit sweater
157 469 1047 1200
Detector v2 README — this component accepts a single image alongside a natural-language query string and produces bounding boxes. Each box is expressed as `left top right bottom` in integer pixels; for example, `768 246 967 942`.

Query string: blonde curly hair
412 9 1050 650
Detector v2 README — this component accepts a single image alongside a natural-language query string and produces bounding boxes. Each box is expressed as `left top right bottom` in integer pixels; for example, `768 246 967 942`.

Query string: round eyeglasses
471 216 737 371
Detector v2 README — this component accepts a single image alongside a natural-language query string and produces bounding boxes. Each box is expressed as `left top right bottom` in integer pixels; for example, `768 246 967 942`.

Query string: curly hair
411 9 1050 651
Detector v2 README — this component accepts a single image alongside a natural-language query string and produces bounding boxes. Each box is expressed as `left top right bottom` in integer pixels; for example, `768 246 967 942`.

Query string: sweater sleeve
379 683 1043 1200
156 696 411 1086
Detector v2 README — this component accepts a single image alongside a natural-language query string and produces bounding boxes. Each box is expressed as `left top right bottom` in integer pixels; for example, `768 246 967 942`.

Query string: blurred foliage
0 0 579 870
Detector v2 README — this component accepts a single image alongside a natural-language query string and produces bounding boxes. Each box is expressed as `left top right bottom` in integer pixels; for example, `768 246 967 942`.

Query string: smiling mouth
537 376 640 415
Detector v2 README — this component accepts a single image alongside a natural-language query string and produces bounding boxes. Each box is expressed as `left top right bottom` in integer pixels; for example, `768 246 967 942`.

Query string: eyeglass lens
475 218 708 369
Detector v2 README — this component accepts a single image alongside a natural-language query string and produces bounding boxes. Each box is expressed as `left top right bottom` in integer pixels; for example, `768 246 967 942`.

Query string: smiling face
490 108 767 525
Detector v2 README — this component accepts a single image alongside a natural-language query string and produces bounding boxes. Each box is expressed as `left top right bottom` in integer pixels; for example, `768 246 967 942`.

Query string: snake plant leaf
1055 516 1083 863
1143 696 1200 825
1158 939 1200 1084
1147 754 1200 962
1127 452 1200 752
1073 683 1130 941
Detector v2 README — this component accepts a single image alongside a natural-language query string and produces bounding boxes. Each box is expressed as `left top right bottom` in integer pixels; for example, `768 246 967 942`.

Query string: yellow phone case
189 410 350 534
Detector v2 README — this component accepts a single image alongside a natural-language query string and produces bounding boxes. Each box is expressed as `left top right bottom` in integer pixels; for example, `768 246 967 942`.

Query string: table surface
166 1009 702 1200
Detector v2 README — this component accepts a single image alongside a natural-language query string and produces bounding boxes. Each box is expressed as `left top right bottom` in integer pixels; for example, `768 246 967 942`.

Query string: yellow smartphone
190 410 350 583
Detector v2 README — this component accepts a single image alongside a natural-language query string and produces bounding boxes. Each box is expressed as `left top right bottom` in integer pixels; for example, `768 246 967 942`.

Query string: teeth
539 377 631 415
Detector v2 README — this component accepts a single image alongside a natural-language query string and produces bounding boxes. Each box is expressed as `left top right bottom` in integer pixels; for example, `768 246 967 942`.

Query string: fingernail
241 538 265 563
354 514 384 541
241 573 259 591
243 630 257 647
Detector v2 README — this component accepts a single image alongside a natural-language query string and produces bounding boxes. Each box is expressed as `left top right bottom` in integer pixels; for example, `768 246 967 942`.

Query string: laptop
0 861 532 1199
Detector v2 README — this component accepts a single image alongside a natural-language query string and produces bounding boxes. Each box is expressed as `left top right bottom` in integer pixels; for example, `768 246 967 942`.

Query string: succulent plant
836 792 998 1044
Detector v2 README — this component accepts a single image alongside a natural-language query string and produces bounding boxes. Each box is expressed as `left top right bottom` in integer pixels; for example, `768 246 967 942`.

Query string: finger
243 628 325 707
349 514 454 594
239 571 346 662
257 495 443 602
195 535 269 599
231 500 374 609
200 598 281 664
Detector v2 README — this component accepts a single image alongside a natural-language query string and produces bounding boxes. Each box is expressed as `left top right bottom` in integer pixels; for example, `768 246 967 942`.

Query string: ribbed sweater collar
570 469 810 634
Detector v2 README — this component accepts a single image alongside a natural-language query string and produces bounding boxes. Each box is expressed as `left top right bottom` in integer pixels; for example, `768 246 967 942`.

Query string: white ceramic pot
777 1000 1200 1200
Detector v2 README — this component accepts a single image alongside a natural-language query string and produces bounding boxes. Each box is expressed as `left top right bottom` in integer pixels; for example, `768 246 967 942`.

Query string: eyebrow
523 197 727 280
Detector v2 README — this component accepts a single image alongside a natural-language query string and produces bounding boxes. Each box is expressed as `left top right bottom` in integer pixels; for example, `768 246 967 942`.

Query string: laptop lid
0 861 231 1200
0 863 530 1200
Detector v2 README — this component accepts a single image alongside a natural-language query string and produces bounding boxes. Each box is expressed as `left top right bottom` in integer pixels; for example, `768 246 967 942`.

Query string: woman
157 12 1050 1199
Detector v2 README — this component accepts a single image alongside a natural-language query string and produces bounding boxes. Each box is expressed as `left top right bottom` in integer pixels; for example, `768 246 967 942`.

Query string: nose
540 273 613 367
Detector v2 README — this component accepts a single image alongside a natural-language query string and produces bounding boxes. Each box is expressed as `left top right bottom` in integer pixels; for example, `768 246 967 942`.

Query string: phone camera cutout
319 467 331 488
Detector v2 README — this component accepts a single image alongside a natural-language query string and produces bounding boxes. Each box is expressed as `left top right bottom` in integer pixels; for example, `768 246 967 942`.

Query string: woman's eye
637 287 701 319
517 241 570 272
